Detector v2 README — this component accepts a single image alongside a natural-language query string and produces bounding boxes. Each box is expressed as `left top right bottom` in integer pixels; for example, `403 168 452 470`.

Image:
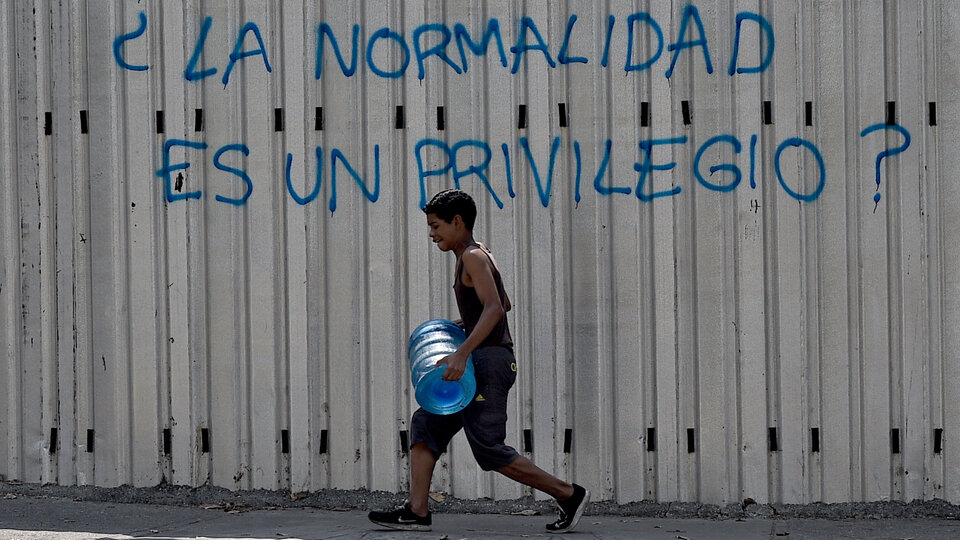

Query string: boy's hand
437 350 469 381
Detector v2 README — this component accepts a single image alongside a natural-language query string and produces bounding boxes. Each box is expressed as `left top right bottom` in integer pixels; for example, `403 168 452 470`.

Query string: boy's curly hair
424 189 477 231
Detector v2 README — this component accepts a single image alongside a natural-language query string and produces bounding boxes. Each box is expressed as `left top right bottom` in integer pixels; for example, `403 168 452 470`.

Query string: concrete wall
1 0 959 505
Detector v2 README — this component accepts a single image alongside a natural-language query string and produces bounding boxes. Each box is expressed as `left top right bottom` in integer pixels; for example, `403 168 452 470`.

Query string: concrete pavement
4 494 960 540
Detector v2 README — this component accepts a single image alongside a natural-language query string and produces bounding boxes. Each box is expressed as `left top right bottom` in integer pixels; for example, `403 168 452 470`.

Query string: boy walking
368 189 589 533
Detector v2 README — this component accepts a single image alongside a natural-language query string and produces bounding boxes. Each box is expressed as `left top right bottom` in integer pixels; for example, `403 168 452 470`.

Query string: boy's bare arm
478 242 511 311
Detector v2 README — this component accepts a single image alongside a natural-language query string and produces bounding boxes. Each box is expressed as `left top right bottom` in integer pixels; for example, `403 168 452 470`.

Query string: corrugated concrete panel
1 0 959 506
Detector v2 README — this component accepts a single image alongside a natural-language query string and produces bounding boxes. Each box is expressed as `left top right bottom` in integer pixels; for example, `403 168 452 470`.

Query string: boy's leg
369 410 456 532
407 442 436 516
496 455 573 500
498 455 590 533
462 349 578 500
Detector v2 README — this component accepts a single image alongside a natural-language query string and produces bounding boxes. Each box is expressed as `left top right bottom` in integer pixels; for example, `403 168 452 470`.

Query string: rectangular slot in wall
523 429 533 453
319 429 328 454
929 102 937 126
558 103 568 127
315 106 324 130
156 110 165 134
563 428 573 453
640 101 650 127
200 428 210 454
80 110 89 134
395 105 405 129
399 430 409 453
805 101 813 127
934 428 943 454
886 101 896 125
768 427 779 452
681 101 692 125
281 429 290 454
811 427 820 453
686 428 696 453
436 106 445 131
274 108 284 132
891 428 901 454
763 100 773 125
518 104 527 129
86 429 95 453
646 427 656 452
49 428 58 454
163 428 172 455
194 108 203 132
44 112 53 135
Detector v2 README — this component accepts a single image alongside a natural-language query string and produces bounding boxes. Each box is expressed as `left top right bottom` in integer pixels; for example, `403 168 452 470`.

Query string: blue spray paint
574 141 583 203
414 24 463 80
694 134 742 192
157 139 207 202
416 139 453 209
156 133 833 210
519 136 561 207
286 149 324 205
728 12 775 75
625 13 664 72
573 139 619 203
665 5 713 79
316 23 360 79
635 137 687 201
451 140 503 209
501 143 516 199
185 16 217 81
774 137 826 203
415 134 827 209
415 139 505 209
114 11 149 71
222 22 272 87
601 15 615 67
859 123 911 212
453 20 509 72
510 17 556 74
558 15 588 64
119 9 778 83
330 145 380 213
588 140 621 196
367 27 410 78
212 144 253 206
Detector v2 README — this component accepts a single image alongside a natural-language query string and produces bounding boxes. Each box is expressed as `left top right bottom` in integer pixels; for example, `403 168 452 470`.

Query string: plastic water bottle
408 319 476 415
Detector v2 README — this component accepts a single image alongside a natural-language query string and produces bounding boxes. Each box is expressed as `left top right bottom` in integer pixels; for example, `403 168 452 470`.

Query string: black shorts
410 346 520 471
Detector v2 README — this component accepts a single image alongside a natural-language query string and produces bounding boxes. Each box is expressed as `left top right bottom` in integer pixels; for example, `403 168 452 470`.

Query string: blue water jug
408 319 476 415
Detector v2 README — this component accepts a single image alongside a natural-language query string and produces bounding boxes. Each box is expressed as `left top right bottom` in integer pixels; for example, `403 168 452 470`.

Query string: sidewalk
4 494 960 540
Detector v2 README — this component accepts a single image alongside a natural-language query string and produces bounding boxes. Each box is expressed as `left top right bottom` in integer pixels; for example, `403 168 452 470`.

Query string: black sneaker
546 484 590 533
368 503 432 531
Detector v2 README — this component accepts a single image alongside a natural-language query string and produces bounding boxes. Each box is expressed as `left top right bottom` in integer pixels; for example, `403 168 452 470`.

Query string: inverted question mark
859 123 911 212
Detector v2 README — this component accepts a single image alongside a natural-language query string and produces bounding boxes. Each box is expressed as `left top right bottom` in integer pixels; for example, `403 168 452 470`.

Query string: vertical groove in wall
0 0 15 483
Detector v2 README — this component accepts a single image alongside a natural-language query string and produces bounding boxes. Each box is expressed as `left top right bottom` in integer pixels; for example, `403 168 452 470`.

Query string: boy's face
426 213 462 252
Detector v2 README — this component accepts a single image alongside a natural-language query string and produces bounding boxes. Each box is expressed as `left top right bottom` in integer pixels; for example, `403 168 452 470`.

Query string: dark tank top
454 245 514 351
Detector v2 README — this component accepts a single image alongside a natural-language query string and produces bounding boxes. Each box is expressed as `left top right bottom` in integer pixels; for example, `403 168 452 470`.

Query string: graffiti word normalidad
115 5 774 84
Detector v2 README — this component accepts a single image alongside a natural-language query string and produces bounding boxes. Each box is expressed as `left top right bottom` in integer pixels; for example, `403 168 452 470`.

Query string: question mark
859 123 911 213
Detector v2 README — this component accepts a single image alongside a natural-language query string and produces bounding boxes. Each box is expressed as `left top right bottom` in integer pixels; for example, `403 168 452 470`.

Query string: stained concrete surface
3 481 960 539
